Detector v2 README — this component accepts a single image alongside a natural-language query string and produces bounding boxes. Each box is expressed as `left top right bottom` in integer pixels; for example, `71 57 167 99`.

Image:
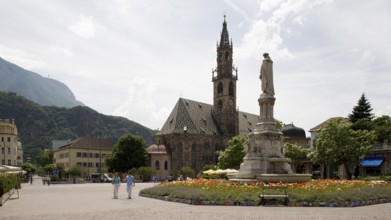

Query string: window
82 162 87 167
96 163 100 168
155 160 160 170
229 82 234 96
77 152 82 157
217 82 223 94
7 137 11 142
164 161 168 170
8 160 11 165
1 137 3 142
1 148 4 154
89 153 93 158
95 153 100 158
218 100 223 111
88 162 93 167
8 148 10 154
82 152 87 158
77 162 82 166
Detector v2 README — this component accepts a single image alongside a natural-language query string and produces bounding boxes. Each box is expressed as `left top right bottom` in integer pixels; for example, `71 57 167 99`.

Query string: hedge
0 175 19 196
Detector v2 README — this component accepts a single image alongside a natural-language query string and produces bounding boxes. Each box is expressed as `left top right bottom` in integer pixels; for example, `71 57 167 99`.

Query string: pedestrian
46 175 51 186
112 173 121 199
30 175 33 184
125 172 135 199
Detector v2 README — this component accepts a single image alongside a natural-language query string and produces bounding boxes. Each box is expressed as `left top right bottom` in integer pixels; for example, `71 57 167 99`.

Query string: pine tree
348 93 374 123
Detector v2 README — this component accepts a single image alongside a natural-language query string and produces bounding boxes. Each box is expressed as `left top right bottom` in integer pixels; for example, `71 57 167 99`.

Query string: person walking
125 172 135 199
112 173 121 199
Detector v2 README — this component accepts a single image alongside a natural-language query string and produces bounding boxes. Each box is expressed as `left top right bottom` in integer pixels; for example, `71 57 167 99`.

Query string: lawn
140 179 391 206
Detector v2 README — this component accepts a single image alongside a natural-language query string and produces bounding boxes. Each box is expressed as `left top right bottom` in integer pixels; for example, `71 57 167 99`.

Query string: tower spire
219 15 230 48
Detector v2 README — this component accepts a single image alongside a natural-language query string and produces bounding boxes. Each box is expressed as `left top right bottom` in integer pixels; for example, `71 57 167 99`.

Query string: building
359 140 391 176
281 123 311 174
147 17 259 177
53 137 114 176
281 123 310 148
146 143 170 180
0 119 23 166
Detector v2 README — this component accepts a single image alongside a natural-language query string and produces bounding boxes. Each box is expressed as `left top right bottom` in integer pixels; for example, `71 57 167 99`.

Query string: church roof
281 124 306 139
160 98 259 136
147 144 167 154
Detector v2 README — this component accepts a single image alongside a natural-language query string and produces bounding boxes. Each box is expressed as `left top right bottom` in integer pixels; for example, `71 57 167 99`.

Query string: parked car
90 173 112 183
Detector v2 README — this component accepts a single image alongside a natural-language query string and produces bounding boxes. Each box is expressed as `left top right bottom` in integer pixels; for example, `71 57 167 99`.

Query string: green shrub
0 175 19 196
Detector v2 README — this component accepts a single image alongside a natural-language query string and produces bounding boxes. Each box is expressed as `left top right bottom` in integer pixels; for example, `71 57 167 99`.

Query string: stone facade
0 119 23 166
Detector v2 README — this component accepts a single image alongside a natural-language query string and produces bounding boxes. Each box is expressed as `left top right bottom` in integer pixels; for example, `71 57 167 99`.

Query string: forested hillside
0 91 155 162
0 57 83 107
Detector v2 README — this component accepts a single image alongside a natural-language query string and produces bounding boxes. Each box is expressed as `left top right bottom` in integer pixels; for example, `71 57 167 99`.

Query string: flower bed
139 179 391 207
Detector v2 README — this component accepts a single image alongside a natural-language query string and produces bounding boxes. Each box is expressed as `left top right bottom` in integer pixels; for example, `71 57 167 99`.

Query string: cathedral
147 17 259 177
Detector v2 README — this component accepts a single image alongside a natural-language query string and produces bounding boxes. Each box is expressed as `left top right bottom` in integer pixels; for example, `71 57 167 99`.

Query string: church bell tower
212 16 239 137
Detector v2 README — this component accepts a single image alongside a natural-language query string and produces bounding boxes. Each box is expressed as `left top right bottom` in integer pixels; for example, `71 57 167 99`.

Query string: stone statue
260 53 274 96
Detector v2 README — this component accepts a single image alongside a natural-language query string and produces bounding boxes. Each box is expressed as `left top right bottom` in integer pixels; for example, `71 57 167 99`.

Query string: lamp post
99 134 102 183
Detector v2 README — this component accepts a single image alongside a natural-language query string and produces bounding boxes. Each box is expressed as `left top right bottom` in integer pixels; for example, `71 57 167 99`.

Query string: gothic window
225 51 229 60
164 160 168 170
191 144 197 169
178 143 183 167
217 82 223 94
218 99 223 111
155 160 160 170
229 82 234 96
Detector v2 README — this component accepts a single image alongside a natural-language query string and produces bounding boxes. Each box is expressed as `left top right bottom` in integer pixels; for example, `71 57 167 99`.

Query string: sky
1 0 390 136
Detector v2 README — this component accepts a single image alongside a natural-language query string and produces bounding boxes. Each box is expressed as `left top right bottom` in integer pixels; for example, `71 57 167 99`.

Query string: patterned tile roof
160 98 259 136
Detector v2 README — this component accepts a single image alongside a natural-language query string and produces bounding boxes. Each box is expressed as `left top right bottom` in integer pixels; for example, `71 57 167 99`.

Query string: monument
228 53 311 183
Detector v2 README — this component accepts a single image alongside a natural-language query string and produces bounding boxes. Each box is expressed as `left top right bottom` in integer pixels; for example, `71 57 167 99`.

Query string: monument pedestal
228 92 311 183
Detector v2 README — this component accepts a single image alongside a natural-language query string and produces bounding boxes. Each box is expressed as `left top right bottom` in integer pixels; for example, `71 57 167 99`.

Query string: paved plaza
1 176 391 220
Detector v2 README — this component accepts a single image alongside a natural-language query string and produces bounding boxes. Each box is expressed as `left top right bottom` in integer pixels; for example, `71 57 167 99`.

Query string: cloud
113 77 170 129
50 45 73 57
235 0 333 61
68 14 95 39
0 44 46 70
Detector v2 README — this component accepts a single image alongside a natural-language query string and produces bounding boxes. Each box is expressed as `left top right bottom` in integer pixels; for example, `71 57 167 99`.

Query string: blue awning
360 157 384 167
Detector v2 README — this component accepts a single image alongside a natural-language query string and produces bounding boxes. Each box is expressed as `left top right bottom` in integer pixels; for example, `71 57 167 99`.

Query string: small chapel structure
147 17 259 178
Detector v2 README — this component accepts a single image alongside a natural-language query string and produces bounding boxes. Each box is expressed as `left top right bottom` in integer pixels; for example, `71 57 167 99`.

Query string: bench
259 186 289 206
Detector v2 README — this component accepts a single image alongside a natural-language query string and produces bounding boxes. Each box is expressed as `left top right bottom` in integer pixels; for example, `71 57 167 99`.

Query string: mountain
0 57 83 108
0 91 155 162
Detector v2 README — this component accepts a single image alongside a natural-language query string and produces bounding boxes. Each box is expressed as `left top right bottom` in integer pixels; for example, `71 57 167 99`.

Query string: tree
68 165 86 183
138 166 155 182
372 115 391 143
217 136 246 169
348 93 374 124
313 119 376 179
105 134 148 173
284 143 310 172
43 164 55 174
36 149 53 167
22 162 37 175
179 166 195 179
